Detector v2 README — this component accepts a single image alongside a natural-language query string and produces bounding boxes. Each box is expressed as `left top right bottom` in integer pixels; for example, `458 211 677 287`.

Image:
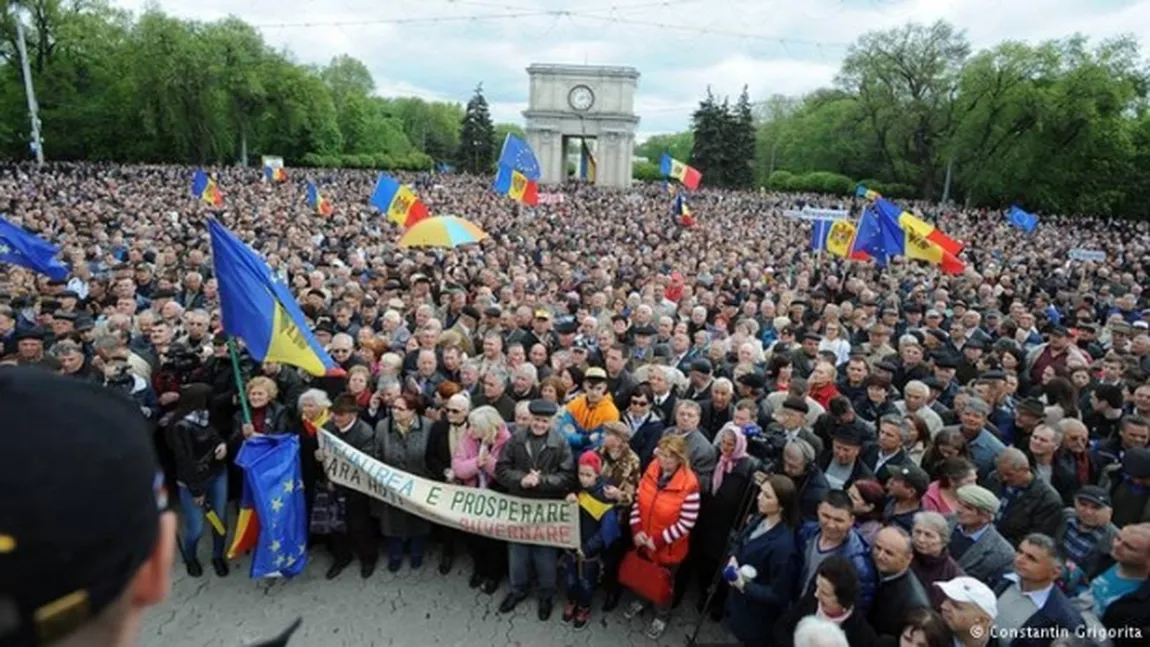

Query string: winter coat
626 412 666 470
371 415 433 538
494 426 576 499
696 455 758 560
984 471 1065 546
574 479 620 559
798 525 878 614
724 517 800 646
452 427 512 489
595 444 641 508
631 461 701 566
167 410 225 496
660 426 718 494
426 419 470 483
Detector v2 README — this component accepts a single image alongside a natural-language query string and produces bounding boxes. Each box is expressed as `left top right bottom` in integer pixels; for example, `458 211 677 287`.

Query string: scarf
448 422 467 457
713 428 749 493
354 389 372 409
815 601 853 625
302 409 330 437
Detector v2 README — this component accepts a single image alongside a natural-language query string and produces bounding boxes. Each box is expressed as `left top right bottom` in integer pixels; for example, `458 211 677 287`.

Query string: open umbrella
398 216 488 248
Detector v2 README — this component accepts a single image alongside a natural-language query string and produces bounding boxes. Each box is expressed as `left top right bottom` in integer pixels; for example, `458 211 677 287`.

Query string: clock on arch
568 85 595 111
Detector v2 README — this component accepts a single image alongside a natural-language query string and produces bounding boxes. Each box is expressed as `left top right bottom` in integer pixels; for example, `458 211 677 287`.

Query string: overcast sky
111 0 1150 139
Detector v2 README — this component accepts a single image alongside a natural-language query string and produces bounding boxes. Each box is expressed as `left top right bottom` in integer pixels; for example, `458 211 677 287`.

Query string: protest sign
537 192 565 205
320 430 579 549
782 207 849 221
1068 249 1106 262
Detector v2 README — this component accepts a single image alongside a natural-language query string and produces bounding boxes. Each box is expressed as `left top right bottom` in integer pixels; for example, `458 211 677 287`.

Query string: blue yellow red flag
497 134 542 180
370 174 430 227
264 166 287 182
855 184 880 200
873 199 965 274
233 434 308 578
659 153 702 190
493 165 539 206
0 215 69 280
672 193 695 227
306 182 333 217
208 219 342 376
191 169 223 206
811 219 832 252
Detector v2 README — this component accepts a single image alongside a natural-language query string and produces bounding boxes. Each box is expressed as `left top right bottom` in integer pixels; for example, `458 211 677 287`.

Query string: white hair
298 388 332 410
794 616 849 647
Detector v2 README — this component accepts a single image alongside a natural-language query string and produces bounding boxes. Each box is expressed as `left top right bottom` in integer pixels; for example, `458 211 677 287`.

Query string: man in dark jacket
818 426 875 492
322 393 377 579
985 448 1065 546
860 415 913 484
1053 418 1103 505
783 438 830 522
868 525 930 638
992 533 1084 646
495 399 575 621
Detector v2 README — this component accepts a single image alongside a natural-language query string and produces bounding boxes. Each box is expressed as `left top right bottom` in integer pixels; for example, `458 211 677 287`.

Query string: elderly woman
228 376 288 499
921 457 977 516
724 474 800 646
694 423 759 620
296 388 333 517
426 393 471 575
372 392 433 572
623 434 701 640
908 511 964 611
539 376 567 404
345 365 374 409
452 405 512 594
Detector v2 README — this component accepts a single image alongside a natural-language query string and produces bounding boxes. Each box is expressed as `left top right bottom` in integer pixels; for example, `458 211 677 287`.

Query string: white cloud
108 0 1150 135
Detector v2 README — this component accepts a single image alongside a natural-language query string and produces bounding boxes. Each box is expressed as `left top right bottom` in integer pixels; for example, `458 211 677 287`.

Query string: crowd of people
3 160 1150 646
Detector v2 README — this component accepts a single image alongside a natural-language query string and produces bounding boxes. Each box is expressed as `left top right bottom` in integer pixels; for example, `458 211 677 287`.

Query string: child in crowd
561 451 620 629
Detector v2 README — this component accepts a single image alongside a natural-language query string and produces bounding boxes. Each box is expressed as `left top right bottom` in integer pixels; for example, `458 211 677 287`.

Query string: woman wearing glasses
452 405 513 594
427 393 472 575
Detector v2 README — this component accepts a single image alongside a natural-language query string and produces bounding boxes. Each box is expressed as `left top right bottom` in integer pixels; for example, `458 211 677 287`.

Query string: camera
162 343 202 377
744 423 786 473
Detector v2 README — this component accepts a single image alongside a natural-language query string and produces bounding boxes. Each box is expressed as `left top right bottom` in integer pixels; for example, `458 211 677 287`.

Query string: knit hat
578 451 603 473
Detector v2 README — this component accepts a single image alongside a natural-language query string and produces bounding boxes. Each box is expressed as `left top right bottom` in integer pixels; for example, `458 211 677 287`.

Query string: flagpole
227 337 252 424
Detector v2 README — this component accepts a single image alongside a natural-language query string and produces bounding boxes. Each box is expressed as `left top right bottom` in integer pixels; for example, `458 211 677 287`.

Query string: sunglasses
445 408 465 414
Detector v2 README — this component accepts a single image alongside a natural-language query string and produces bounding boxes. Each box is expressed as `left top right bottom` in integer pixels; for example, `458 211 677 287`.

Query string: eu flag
234 434 308 579
1008 205 1038 233
0 215 69 280
208 219 342 376
852 207 890 266
497 134 541 180
811 219 833 252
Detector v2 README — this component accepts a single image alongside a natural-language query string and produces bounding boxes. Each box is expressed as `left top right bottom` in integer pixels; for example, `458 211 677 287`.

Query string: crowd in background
2 161 1150 646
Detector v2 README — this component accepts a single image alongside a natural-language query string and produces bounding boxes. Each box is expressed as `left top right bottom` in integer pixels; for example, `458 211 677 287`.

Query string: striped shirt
1061 517 1105 567
630 491 701 547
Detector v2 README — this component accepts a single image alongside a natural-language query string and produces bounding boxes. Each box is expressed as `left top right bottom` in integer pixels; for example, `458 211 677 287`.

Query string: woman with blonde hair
623 434 701 639
453 405 513 593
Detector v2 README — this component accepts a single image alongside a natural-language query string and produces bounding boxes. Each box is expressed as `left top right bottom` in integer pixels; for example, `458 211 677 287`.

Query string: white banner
319 430 580 549
1068 249 1106 262
261 156 284 169
782 207 849 221
537 192 565 205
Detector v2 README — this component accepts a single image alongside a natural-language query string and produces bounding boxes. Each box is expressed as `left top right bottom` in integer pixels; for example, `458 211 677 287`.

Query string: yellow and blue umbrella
398 216 488 248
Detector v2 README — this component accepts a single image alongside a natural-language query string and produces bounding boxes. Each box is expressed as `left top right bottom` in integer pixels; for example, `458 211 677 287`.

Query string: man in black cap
0 366 176 646
957 338 986 386
1055 485 1118 581
820 426 874 491
772 396 825 456
1010 397 1047 448
322 393 378 580
1110 447 1150 527
495 399 575 621
884 463 929 532
13 328 47 367
682 358 714 402
791 332 821 379
628 323 657 368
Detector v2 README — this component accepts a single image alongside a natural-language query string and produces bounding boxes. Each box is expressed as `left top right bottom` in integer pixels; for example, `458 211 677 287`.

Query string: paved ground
141 547 739 647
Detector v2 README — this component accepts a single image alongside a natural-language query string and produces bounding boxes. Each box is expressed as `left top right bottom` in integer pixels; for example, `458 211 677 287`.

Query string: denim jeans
386 535 425 563
508 542 558 599
561 552 600 608
178 470 228 561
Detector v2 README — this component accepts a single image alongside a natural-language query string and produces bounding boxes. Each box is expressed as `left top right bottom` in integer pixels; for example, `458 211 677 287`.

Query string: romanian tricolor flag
580 140 596 182
191 169 223 207
227 474 261 560
306 182 333 217
264 166 287 182
672 193 695 227
825 220 869 260
370 174 429 227
855 184 880 200
493 165 539 206
873 198 965 274
659 153 702 191
208 219 344 376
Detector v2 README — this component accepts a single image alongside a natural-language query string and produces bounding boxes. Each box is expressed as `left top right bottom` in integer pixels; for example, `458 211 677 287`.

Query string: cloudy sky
112 0 1150 138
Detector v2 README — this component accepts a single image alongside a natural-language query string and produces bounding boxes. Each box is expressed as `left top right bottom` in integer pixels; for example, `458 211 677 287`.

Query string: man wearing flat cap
1054 485 1118 581
949 484 1017 584
682 358 714 403
495 399 575 621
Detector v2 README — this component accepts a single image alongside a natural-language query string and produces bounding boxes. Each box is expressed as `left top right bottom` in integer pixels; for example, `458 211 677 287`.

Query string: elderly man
861 415 913 483
1052 419 1102 504
773 396 826 456
937 576 999 647
1083 522 1150 646
820 426 873 491
648 364 679 422
868 525 931 638
784 438 830 522
992 533 1084 645
1055 485 1119 583
660 399 717 493
943 397 1007 480
950 484 1017 583
986 448 1065 546
698 377 735 440
895 380 944 437
473 366 516 422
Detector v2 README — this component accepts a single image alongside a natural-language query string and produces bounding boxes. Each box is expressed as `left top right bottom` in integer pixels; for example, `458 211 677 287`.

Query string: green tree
635 131 692 163
456 83 495 174
729 86 756 188
689 88 726 187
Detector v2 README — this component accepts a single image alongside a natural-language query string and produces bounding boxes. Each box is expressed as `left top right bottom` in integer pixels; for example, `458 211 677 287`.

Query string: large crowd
2 161 1150 647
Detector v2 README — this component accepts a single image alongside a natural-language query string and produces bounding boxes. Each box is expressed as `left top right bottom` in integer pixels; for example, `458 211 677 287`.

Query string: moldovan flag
191 169 223 206
231 434 308 579
264 166 287 182
493 165 539 206
826 220 869 260
306 182 334 217
873 198 965 274
855 184 880 200
208 219 343 376
659 153 702 190
370 174 429 227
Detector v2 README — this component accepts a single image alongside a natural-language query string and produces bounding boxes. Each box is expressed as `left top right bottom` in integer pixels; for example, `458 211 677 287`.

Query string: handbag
618 548 673 606
309 486 347 535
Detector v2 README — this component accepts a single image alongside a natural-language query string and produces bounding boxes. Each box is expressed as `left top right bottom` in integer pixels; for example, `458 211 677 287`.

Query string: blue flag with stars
234 434 308 579
497 133 541 181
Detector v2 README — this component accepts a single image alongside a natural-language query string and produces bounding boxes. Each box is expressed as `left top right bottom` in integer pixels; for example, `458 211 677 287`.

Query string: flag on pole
659 153 702 190
370 174 430 227
306 182 334 217
1007 205 1038 233
231 434 308 579
191 169 223 206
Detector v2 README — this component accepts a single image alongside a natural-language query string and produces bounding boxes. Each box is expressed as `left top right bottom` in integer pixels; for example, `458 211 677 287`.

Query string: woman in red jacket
623 434 701 640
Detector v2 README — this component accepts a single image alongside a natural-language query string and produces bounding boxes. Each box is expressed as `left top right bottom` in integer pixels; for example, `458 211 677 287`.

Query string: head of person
583 367 609 404
758 473 800 529
674 399 702 432
817 490 855 545
298 388 332 422
955 484 999 531
1013 533 1062 589
443 393 471 426
1072 485 1112 530
873 525 915 576
896 607 953 647
467 406 505 444
391 393 423 426
813 555 861 616
655 433 691 476
995 447 1032 488
600 421 630 454
527 399 557 436
878 415 909 454
937 457 977 493
847 478 886 523
246 375 278 409
937 577 997 644
483 367 508 400
1110 522 1150 569
577 451 602 489
1120 415 1150 450
0 368 175 646
911 511 951 559
793 616 849 647
782 438 816 479
831 428 863 466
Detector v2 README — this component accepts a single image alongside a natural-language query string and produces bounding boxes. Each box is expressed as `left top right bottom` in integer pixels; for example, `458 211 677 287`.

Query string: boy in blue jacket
561 451 619 629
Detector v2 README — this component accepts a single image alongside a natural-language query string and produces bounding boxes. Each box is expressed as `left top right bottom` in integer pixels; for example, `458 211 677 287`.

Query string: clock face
568 85 595 111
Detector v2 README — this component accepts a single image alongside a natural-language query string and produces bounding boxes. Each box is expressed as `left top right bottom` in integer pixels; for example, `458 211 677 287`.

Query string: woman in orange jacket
623 434 701 640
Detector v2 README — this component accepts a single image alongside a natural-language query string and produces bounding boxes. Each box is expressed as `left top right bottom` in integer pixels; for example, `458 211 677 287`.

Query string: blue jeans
508 543 558 599
178 470 228 561
387 535 425 563
561 552 600 608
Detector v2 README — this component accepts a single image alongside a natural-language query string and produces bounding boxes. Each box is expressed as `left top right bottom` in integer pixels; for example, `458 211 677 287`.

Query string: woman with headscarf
167 383 229 578
452 405 512 593
426 392 471 575
372 392 434 572
692 423 758 620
